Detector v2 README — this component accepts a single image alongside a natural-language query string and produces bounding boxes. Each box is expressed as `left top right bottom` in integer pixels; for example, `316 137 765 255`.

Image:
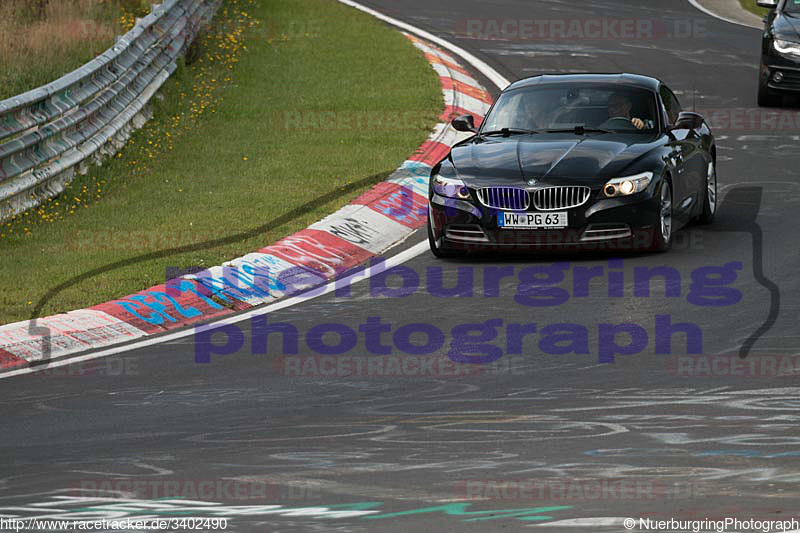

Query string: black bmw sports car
758 0 800 106
427 74 717 257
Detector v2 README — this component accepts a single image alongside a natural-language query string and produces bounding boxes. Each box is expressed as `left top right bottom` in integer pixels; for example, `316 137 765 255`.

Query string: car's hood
450 133 661 187
773 12 800 40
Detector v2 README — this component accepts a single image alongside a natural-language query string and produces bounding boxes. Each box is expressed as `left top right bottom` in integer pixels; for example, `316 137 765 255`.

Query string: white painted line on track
527 517 628 527
0 241 428 379
336 0 511 91
687 0 762 29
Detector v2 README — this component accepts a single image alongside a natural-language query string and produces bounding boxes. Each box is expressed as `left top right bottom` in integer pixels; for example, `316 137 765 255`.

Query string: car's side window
660 85 682 125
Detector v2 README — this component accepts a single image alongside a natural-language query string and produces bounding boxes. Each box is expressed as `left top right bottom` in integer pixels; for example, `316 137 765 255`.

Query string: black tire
649 180 673 253
427 215 461 258
758 78 782 108
697 160 716 225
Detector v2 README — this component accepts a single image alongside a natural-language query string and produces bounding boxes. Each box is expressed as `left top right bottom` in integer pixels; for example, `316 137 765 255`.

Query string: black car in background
427 74 717 257
758 0 800 106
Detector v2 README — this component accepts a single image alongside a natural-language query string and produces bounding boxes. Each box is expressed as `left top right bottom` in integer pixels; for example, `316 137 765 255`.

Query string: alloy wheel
660 182 672 244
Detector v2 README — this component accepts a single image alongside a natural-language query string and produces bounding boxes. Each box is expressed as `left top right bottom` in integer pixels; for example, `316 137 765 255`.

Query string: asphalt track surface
3 1 800 532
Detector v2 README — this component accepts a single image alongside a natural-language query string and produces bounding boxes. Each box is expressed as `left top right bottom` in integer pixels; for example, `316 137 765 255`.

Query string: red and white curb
0 33 493 372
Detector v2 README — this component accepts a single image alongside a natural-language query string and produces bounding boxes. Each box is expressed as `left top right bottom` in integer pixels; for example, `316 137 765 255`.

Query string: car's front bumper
763 48 800 92
429 188 662 251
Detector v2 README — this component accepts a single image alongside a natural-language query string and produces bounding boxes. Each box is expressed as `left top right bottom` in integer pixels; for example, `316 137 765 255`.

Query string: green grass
739 0 769 17
0 0 442 324
0 0 150 100
0 41 115 102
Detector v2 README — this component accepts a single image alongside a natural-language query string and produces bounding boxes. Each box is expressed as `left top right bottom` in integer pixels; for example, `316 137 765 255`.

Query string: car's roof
504 73 662 92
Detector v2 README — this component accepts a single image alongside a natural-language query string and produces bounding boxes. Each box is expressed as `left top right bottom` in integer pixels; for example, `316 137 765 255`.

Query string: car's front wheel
758 69 782 107
427 214 462 258
649 180 673 252
697 160 716 225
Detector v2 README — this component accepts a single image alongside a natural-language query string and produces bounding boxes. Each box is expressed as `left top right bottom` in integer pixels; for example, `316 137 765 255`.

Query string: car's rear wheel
649 180 673 252
427 213 462 258
697 160 716 225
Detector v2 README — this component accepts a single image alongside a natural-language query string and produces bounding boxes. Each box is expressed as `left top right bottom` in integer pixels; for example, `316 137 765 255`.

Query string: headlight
603 172 653 198
774 39 800 57
432 174 471 200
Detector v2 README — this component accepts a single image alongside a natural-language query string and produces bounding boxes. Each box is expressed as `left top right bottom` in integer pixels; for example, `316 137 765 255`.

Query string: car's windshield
783 0 800 13
481 84 659 134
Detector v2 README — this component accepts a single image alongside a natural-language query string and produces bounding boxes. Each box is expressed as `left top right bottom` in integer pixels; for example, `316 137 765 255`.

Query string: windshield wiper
544 126 614 135
479 127 541 137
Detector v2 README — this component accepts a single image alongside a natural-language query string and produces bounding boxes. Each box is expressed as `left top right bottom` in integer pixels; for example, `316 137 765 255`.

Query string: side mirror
670 111 704 131
756 0 778 8
452 114 477 132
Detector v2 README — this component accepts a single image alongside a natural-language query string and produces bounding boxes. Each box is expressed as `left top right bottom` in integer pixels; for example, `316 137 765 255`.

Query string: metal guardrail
0 0 220 221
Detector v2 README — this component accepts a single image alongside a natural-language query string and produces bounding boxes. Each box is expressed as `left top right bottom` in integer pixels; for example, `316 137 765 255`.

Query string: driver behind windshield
606 92 646 130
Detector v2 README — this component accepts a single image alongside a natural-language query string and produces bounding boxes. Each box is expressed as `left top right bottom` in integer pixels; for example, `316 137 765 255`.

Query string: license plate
498 211 568 229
